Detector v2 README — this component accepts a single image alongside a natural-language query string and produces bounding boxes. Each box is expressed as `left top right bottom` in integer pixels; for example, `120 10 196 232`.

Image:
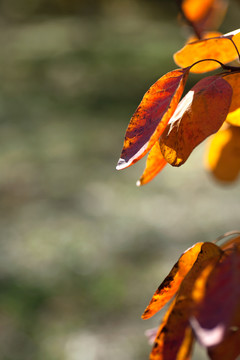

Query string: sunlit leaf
223 71 240 126
136 141 167 186
116 68 190 170
176 326 194 360
159 75 232 167
191 246 240 347
205 124 240 182
142 242 204 320
182 0 228 33
182 0 215 22
149 242 222 360
174 29 240 73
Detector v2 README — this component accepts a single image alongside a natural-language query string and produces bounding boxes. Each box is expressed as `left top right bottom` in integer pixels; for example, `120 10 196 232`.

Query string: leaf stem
214 230 240 244
175 0 202 39
190 58 240 72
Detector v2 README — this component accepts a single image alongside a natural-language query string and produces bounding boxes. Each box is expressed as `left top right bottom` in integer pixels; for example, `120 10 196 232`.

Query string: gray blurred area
0 0 240 359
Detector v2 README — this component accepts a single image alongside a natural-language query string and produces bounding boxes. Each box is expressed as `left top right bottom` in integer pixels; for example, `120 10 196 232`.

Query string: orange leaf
142 242 204 320
182 0 215 23
160 75 232 167
205 124 240 182
149 242 222 360
223 71 240 127
136 141 167 186
174 29 240 73
191 246 240 347
182 0 228 33
116 68 190 170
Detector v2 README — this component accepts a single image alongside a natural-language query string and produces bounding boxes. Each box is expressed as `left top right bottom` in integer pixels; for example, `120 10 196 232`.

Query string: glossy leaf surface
116 68 190 170
160 76 232 167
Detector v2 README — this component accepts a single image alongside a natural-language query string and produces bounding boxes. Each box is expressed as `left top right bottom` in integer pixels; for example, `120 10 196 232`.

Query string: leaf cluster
117 0 240 185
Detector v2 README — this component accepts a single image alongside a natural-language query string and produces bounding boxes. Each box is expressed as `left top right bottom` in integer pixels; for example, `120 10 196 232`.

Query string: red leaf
160 75 233 166
116 68 190 170
191 246 240 347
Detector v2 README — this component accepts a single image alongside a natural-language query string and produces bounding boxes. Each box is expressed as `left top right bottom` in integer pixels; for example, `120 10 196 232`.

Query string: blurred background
0 0 240 359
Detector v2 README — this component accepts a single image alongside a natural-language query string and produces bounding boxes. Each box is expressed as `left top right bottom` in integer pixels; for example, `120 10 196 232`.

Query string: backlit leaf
208 304 240 360
160 75 232 167
149 242 222 359
142 242 204 320
182 0 215 22
191 246 240 347
136 141 167 186
205 124 240 182
223 71 240 126
116 68 190 170
208 327 240 360
182 0 228 34
174 29 240 73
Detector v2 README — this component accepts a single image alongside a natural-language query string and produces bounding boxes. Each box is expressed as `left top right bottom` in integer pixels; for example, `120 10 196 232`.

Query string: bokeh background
0 0 240 359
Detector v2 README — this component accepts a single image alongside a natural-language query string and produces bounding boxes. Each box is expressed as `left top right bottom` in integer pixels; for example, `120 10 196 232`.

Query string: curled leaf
174 29 240 73
116 68 190 170
205 124 240 182
160 75 232 167
137 141 167 186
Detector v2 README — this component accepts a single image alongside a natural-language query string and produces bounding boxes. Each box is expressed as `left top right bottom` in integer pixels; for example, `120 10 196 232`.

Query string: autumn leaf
116 68 190 170
149 242 222 360
191 245 240 348
181 0 228 35
174 29 240 73
182 0 215 23
159 75 232 167
142 242 204 319
205 124 240 182
136 141 167 186
223 71 240 126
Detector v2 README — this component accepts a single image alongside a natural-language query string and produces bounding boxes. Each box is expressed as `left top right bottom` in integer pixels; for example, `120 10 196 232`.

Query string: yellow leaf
205 124 240 182
223 71 240 127
174 29 240 73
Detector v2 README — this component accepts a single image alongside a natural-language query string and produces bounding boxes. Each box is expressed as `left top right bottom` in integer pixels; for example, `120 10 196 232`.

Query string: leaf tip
136 179 142 187
116 158 128 170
